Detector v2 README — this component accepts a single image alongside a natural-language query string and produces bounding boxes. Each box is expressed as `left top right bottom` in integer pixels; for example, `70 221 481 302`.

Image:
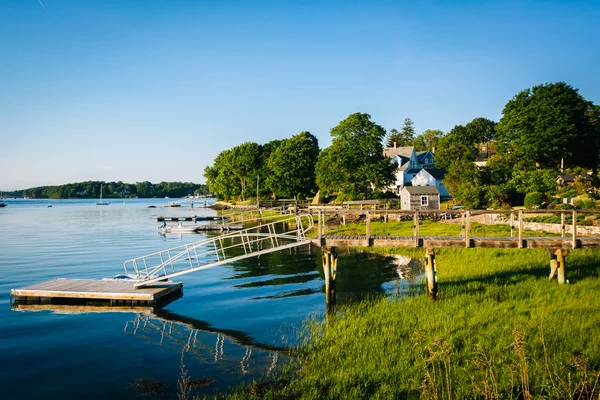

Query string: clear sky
1 0 599 191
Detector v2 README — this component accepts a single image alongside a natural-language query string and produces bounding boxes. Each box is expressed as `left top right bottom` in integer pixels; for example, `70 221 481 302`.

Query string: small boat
159 223 200 234
164 202 181 207
0 202 6 208
96 184 110 206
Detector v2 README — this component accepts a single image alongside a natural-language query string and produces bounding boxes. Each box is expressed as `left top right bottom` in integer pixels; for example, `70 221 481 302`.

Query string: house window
421 196 428 206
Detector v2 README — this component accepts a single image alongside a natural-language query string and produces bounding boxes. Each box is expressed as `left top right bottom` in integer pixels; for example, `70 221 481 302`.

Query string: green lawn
320 219 559 238
216 247 600 400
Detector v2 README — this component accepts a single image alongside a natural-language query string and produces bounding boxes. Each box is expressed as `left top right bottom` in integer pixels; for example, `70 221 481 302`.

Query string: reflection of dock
10 278 182 307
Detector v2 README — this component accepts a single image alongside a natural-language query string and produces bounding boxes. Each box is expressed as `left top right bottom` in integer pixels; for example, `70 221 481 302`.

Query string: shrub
524 192 544 209
575 198 595 209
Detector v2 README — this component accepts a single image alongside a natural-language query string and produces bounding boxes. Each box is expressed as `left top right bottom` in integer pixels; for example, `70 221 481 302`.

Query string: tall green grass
216 248 600 399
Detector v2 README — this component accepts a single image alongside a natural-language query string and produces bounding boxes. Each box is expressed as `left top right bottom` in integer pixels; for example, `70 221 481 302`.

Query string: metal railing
124 214 314 287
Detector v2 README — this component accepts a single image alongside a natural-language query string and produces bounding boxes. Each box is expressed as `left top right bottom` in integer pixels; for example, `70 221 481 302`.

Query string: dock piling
322 247 337 309
424 248 438 299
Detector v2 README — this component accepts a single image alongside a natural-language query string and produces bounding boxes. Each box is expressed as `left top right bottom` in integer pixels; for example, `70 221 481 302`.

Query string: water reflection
124 310 285 378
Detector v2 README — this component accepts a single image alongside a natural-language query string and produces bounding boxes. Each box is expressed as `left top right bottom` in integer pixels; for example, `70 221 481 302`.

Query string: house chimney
431 146 435 154
393 141 397 149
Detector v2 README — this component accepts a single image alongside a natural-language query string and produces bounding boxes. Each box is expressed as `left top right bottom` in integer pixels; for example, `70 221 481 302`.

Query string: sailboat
96 184 110 205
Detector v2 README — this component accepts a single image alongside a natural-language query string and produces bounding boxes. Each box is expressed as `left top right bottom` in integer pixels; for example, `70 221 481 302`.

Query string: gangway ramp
125 214 315 288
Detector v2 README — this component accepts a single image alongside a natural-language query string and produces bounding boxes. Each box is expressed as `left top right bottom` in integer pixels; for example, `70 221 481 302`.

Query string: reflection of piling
322 247 337 312
424 248 438 299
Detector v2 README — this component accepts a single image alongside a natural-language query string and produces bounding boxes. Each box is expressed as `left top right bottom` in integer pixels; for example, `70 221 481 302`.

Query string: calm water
0 198 422 399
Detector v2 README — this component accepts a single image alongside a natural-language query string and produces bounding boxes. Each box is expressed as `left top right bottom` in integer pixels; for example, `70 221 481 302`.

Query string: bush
524 192 544 209
575 198 595 209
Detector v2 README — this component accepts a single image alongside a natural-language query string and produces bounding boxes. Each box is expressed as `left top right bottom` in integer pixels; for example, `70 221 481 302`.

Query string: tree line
205 82 600 208
6 181 210 199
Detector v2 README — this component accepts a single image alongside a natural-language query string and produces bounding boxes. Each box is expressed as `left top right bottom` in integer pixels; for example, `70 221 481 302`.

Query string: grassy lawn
217 246 600 399
320 219 560 238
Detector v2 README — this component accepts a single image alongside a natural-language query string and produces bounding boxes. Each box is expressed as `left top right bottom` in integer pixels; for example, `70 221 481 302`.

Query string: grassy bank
320 219 560 237
217 245 600 399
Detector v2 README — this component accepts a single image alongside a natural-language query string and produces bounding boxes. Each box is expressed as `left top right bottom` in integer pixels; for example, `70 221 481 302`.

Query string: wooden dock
155 216 228 222
10 278 182 306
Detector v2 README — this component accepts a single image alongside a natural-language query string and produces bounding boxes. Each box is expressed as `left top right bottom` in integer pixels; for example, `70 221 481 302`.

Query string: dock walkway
10 278 182 306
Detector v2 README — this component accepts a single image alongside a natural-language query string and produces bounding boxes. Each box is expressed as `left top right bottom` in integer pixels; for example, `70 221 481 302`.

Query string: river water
0 198 422 399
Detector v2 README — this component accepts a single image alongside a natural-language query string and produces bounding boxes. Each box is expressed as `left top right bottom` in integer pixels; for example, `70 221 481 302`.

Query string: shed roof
403 186 440 195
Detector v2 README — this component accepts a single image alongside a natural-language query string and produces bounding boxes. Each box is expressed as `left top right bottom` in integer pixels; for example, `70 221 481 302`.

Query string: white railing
124 214 314 287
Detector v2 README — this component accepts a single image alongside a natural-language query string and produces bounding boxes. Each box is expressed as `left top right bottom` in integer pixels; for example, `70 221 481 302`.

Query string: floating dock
155 216 227 222
10 278 182 307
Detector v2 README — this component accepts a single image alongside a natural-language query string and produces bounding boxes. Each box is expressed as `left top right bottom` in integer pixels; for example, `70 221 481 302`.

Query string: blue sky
1 0 599 191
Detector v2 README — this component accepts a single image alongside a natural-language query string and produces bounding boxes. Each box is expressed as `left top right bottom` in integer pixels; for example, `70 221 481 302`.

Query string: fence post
510 212 515 238
572 210 577 249
365 211 371 243
414 210 419 247
518 210 523 248
465 210 471 248
561 212 566 238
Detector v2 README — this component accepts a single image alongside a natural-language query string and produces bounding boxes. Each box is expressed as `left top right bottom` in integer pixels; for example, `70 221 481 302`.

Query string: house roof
416 151 432 162
396 161 410 171
403 186 440 195
384 146 414 159
423 168 446 180
557 174 592 182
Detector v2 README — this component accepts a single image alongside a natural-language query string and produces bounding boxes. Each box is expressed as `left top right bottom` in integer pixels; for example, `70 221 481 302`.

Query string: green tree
496 82 599 170
229 142 262 201
316 113 394 199
385 118 416 148
413 129 444 151
204 149 241 200
258 139 283 198
267 132 320 199
443 161 486 208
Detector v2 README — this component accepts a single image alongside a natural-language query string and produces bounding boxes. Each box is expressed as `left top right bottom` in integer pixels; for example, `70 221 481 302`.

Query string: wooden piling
322 247 337 308
424 248 438 299
555 248 568 284
317 210 322 242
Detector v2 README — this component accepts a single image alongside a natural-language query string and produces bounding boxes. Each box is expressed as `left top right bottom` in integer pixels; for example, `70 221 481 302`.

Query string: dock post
550 248 568 284
365 211 371 244
561 212 566 238
465 210 471 248
510 212 515 238
414 210 419 247
317 210 322 243
572 210 577 249
322 247 337 310
518 210 524 248
424 248 438 299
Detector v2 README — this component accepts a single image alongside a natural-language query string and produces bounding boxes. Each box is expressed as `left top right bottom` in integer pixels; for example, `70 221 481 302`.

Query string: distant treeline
4 181 210 199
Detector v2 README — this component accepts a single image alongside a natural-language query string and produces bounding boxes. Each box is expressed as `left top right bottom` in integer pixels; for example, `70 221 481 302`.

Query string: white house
411 169 449 197
384 145 436 193
383 144 448 196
